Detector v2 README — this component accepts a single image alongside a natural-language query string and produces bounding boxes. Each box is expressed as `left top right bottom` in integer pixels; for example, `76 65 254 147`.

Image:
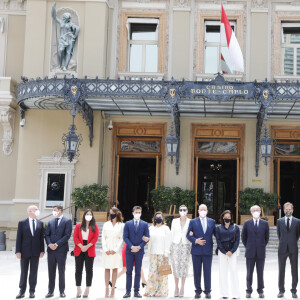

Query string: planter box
240 215 274 226
79 211 108 222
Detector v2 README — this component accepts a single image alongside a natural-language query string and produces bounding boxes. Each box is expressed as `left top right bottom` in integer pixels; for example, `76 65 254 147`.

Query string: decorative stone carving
252 0 265 9
0 17 5 33
0 0 26 11
0 108 15 155
174 0 190 8
50 5 80 77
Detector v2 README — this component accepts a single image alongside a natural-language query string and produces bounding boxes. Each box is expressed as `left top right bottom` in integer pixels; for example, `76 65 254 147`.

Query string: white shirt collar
29 217 36 222
285 215 293 222
253 218 260 225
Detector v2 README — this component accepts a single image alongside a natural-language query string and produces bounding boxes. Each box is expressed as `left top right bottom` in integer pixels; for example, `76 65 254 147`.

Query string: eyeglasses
179 209 187 212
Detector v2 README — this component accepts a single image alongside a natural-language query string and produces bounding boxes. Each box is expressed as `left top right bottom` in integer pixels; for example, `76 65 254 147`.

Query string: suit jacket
277 217 300 255
45 216 72 253
123 219 150 254
15 218 45 258
73 223 99 257
186 217 216 256
241 218 269 259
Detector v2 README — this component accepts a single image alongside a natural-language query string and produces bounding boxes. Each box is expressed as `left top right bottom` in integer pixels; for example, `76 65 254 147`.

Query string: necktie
32 219 36 236
287 218 290 231
201 219 206 234
55 218 59 231
255 220 258 232
135 221 138 232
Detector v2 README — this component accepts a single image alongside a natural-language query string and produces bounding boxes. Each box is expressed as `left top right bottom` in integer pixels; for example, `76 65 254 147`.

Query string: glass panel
297 48 300 75
201 180 214 212
275 144 300 155
129 44 142 72
121 140 161 153
197 141 237 154
205 25 220 42
131 23 157 41
283 27 300 44
145 45 158 72
218 181 226 215
205 46 218 74
282 47 294 75
46 173 65 207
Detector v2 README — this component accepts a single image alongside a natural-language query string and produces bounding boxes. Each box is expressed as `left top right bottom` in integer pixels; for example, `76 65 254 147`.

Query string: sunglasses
179 209 187 212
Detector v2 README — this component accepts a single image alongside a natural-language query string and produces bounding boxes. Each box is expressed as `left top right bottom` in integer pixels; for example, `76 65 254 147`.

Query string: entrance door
280 161 300 219
118 157 157 222
197 159 237 222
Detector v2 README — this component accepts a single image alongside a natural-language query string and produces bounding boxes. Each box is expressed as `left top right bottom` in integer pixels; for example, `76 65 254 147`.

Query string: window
46 173 66 208
127 18 159 72
204 20 236 74
281 23 300 76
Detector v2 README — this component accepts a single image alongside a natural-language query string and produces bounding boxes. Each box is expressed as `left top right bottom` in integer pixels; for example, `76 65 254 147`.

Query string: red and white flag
220 53 232 74
220 5 244 72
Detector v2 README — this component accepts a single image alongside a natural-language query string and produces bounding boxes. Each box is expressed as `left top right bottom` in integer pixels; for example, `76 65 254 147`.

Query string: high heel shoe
83 295 89 298
76 288 82 298
142 283 147 288
105 287 110 298
109 281 112 287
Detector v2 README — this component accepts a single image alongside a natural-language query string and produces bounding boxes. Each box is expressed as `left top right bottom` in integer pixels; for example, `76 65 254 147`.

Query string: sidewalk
0 251 297 300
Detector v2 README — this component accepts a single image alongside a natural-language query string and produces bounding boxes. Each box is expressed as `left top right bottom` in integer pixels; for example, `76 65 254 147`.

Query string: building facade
1 0 300 249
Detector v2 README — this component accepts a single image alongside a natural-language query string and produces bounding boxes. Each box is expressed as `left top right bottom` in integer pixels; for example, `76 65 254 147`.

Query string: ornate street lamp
260 122 272 166
166 122 178 164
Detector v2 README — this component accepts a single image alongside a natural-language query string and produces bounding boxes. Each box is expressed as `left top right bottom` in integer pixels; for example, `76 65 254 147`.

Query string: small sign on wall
252 179 262 183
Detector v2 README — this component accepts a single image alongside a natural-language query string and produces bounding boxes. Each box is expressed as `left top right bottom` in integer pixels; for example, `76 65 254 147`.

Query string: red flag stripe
221 5 232 47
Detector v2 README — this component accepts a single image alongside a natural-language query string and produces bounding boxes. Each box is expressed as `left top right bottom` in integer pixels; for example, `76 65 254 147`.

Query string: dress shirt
57 215 63 226
81 228 89 240
252 218 260 226
285 216 293 226
199 217 207 232
148 225 172 257
215 224 240 254
29 217 36 236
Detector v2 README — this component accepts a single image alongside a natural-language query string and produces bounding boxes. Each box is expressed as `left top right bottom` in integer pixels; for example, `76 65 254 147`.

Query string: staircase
68 224 299 255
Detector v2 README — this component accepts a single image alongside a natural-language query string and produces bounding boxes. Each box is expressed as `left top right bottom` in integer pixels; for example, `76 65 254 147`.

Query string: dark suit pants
192 254 212 295
278 252 298 293
126 251 144 293
19 256 39 293
246 257 265 294
75 252 94 286
47 250 67 293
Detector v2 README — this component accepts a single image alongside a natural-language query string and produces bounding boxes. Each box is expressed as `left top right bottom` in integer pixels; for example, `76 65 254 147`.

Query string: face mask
133 213 141 220
199 210 207 218
155 218 163 224
34 210 40 217
85 215 92 221
52 211 58 217
110 214 116 220
224 218 231 223
252 211 260 219
285 211 292 217
179 211 187 217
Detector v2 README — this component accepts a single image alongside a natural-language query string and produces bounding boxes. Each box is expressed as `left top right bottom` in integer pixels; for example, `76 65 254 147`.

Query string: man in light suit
277 202 300 298
123 206 150 298
186 204 216 299
15 205 44 299
242 205 269 299
45 205 72 298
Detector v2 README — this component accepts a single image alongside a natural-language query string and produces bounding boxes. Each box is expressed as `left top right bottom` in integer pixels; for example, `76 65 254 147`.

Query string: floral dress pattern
170 241 192 278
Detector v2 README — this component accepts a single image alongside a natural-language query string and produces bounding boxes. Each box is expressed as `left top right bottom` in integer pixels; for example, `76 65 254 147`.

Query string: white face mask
52 210 58 217
34 210 40 217
85 215 92 221
199 210 207 218
133 213 141 220
252 211 260 219
179 211 187 217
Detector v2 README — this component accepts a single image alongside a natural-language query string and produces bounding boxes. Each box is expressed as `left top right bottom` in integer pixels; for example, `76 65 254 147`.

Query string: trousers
19 256 39 293
75 249 94 286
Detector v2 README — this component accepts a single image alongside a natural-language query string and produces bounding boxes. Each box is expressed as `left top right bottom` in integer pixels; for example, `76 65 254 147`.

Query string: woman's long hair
80 209 96 232
109 207 124 223
219 210 234 225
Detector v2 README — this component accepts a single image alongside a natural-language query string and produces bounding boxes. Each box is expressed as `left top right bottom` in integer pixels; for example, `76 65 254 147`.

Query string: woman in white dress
170 205 192 297
144 211 172 297
101 207 124 297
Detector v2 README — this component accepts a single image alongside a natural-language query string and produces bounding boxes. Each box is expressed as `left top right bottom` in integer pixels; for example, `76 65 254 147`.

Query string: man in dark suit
123 206 150 298
242 205 269 299
186 204 216 299
277 202 300 298
45 205 72 298
15 205 44 299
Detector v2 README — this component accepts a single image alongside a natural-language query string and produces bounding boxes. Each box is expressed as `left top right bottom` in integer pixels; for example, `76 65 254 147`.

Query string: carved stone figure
52 2 79 71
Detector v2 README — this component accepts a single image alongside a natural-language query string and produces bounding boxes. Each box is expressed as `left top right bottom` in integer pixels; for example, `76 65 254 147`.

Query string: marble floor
0 251 298 300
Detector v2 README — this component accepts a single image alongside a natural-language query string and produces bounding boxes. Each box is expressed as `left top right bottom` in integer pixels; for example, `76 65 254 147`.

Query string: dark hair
219 210 233 225
53 205 63 212
109 207 124 223
132 206 142 212
80 209 96 232
153 211 164 226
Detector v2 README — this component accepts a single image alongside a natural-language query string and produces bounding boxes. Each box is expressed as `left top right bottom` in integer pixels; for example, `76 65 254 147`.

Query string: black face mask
110 214 116 220
224 218 231 223
155 218 163 224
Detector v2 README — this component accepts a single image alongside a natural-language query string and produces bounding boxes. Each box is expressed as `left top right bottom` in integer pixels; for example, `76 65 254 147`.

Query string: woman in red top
73 209 99 298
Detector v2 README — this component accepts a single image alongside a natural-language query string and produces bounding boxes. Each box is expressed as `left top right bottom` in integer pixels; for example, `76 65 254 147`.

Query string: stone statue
52 2 79 71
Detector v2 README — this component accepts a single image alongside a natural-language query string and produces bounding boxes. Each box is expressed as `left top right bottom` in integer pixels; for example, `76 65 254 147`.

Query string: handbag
159 264 172 276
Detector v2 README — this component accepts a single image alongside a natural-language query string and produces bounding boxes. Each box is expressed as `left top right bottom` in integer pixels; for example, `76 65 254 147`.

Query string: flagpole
218 1 222 74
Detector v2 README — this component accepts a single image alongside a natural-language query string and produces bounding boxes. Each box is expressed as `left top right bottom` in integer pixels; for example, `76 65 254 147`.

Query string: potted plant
72 183 109 222
239 187 278 225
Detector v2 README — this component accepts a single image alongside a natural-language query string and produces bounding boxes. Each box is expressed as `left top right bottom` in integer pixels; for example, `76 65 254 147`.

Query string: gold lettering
191 89 195 94
244 90 248 94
